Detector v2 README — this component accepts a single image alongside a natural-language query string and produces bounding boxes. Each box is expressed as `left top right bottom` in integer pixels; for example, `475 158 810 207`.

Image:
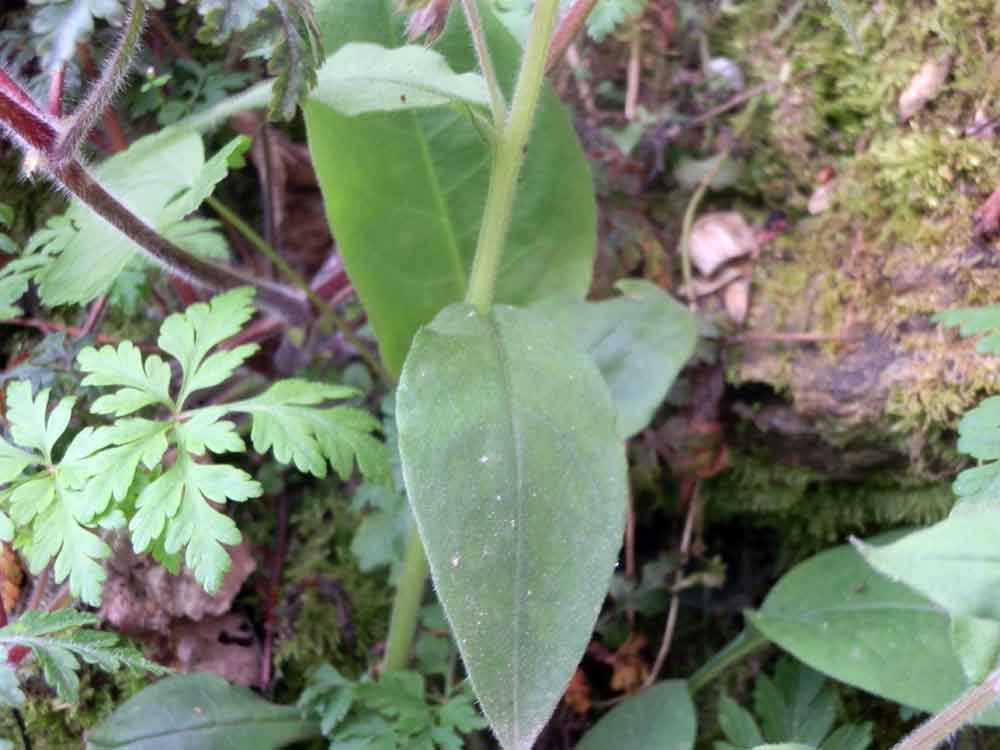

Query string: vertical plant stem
460 0 506 125
54 0 146 166
464 0 561 312
383 0 561 671
892 669 1000 750
383 526 430 670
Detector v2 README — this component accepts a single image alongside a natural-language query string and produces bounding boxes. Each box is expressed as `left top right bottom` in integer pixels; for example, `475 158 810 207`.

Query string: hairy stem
892 669 1000 750
546 0 598 73
464 0 560 312
53 0 146 166
460 0 506 125
0 70 310 324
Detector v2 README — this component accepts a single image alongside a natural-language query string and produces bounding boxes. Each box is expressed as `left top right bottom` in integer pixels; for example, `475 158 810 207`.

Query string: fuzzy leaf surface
748 535 1000 723
576 680 695 750
306 0 596 375
535 280 697 438
312 43 489 114
856 510 1000 621
950 615 1000 684
397 304 626 750
85 673 318 749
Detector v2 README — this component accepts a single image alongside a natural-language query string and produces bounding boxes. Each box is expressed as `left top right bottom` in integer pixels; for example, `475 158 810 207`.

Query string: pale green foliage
197 0 324 120
350 483 410 581
715 659 871 750
0 610 164 704
576 680 694 750
299 666 487 749
28 0 163 67
587 0 647 42
2 134 244 318
0 288 387 604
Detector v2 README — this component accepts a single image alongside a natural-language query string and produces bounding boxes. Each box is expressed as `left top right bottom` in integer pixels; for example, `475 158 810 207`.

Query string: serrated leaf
535 280 697 438
397 304 626 750
228 379 387 481
29 0 125 67
312 43 489 115
82 419 170 502
747 534 1000 723
130 455 261 593
78 342 173 416
576 681 695 750
256 1 325 121
586 0 647 42
33 134 239 307
856 510 1000 621
86 673 319 749
936 306 1000 355
6 381 71 459
195 0 271 44
158 287 257 406
950 615 1000 684
306 0 596 375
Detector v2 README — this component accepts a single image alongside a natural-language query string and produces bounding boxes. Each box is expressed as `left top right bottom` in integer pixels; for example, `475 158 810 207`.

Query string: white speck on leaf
451 555 461 568
479 455 489 464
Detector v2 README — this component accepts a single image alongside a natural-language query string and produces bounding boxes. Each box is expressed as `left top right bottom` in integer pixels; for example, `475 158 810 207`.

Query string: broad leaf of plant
85 673 320 750
312 43 490 115
747 534 1000 724
856 510 1000 621
576 680 695 750
306 0 596 375
534 279 697 438
32 134 242 307
950 615 1000 684
396 304 626 750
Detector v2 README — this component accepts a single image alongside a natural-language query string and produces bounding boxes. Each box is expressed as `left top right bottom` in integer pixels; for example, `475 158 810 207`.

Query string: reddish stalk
546 0 599 73
260 494 290 692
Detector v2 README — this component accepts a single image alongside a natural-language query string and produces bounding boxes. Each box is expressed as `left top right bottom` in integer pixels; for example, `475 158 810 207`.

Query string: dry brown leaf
609 633 650 694
689 211 755 276
808 178 839 215
899 55 952 121
170 613 261 687
563 668 592 715
0 544 22 614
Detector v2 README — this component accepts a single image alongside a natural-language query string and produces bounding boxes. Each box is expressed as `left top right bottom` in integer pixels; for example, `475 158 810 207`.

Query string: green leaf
32 133 237 307
130 454 261 593
936 306 1000 355
78 343 173 415
312 43 489 115
195 0 270 44
754 660 836 747
6 381 71 460
82 419 170 501
855 510 1000 621
587 0 647 42
818 725 872 750
0 666 23 709
299 665 356 736
747 534 1000 724
228 379 388 481
396 304 626 750
950 615 1000 684
949 396 1000 507
156 287 258 405
576 680 695 750
306 0 597 375
350 483 410 579
535 280 697 438
718 695 764 749
86 673 320 749
0 610 164 703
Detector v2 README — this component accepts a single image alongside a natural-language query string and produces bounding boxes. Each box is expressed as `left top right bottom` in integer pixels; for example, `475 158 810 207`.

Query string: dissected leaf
576 680 695 750
856 510 1000 621
195 0 270 44
78 343 173 416
535 280 697 438
29 0 125 66
85 673 318 749
306 0 597 375
0 610 164 703
228 379 388 482
936 306 1000 355
250 1 326 121
587 0 647 42
397 304 626 750
747 535 1000 723
312 43 489 114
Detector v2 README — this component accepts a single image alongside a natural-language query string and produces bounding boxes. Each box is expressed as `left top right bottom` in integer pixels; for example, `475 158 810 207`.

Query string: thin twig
644 485 701 688
726 331 860 344
460 0 506 125
545 0 598 73
625 21 642 120
205 197 389 381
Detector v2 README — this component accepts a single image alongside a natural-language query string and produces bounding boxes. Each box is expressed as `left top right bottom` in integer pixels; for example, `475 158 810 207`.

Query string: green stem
383 526 430 670
464 0 561 312
460 0 506 126
205 196 391 383
383 0 562 671
687 628 768 695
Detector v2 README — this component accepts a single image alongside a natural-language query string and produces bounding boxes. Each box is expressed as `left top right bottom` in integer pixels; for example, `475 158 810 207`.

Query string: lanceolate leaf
306 0 597 375
535 280 697 438
312 43 490 115
576 680 696 750
397 304 627 750
855 510 1000 621
747 535 1000 724
85 674 320 750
